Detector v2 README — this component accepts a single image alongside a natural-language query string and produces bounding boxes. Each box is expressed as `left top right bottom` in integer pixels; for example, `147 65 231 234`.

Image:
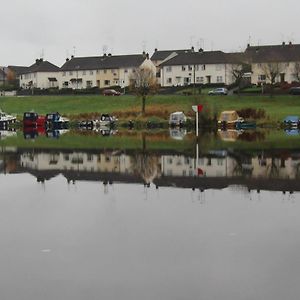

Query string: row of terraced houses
4 42 300 90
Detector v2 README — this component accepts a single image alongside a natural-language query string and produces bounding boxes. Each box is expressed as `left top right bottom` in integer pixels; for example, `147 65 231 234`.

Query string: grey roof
151 49 192 61
160 51 228 66
61 56 102 71
99 54 147 69
20 59 60 74
8 65 30 76
61 54 147 71
225 52 247 64
245 43 300 63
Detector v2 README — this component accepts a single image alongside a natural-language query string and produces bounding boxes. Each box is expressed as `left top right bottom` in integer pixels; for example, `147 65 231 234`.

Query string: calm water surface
0 129 300 299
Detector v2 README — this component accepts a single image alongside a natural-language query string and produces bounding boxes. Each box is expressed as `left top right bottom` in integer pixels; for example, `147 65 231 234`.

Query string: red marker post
192 105 203 137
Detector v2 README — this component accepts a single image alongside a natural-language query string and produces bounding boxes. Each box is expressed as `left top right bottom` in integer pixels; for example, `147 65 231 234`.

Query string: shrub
237 108 266 120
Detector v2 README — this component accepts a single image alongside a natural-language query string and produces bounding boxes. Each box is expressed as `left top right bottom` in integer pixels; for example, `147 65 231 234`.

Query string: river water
0 128 300 300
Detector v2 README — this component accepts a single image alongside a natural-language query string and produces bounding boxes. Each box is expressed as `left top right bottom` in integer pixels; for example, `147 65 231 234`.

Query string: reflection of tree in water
295 163 300 179
267 157 279 178
238 131 266 142
131 154 160 184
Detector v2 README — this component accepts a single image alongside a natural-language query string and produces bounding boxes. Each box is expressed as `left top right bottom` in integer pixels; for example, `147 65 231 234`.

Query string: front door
280 73 285 83
184 77 190 85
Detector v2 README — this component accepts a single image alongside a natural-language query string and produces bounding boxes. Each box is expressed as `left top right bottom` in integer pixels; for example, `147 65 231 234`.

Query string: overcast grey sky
0 0 299 66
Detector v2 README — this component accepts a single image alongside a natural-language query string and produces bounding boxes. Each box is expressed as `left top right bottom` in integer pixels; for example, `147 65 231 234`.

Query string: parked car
208 88 228 95
103 89 121 96
289 87 300 95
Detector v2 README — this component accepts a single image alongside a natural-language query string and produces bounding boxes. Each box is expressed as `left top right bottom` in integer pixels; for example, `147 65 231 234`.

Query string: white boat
0 110 17 125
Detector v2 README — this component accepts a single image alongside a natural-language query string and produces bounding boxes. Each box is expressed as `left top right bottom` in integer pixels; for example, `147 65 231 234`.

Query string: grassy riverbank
1 94 300 123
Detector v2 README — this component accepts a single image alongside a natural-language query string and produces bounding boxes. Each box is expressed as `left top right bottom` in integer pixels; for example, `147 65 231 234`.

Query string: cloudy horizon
1 0 299 67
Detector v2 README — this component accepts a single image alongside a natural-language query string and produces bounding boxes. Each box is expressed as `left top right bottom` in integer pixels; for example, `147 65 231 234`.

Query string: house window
90 70 93 75
257 63 262 68
166 66 172 72
188 65 193 71
82 71 86 75
86 81 92 88
103 69 107 74
124 69 128 73
258 74 266 81
104 80 110 86
195 65 199 71
69 71 73 75
286 63 289 67
196 77 204 83
201 65 206 71
63 81 69 87
217 76 223 83
111 69 114 73
167 78 172 84
62 72 66 77
182 66 186 71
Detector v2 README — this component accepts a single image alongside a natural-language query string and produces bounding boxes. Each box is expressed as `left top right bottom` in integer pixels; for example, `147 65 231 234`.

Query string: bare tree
261 62 286 96
230 62 251 94
129 67 157 115
262 62 285 84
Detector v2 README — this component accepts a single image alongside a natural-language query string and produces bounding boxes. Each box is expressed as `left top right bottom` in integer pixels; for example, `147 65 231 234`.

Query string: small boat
218 111 244 128
46 112 69 128
218 129 243 142
283 116 299 128
99 114 117 127
0 110 17 127
79 114 117 129
169 111 187 127
23 112 46 127
169 127 187 140
46 129 69 139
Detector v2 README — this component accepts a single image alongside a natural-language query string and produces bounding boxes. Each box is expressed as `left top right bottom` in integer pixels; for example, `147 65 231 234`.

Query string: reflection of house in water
20 152 132 174
161 153 238 178
252 154 300 179
9 148 300 192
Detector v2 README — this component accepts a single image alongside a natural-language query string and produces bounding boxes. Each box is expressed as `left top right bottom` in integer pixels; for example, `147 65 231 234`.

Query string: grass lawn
0 94 300 123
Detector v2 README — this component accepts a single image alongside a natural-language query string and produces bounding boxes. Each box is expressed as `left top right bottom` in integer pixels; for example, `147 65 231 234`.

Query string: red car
103 89 121 96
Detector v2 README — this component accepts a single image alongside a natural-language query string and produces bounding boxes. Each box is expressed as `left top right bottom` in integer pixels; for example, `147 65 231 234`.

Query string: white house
245 42 300 85
59 53 156 89
60 56 100 89
159 50 240 87
19 59 60 89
